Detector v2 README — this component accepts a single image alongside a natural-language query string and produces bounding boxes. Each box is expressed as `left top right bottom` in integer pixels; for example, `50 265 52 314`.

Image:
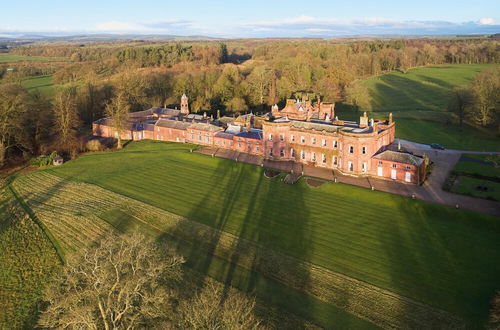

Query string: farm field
0 185 60 329
356 64 500 151
362 64 494 112
34 140 500 327
0 54 65 63
20 75 54 98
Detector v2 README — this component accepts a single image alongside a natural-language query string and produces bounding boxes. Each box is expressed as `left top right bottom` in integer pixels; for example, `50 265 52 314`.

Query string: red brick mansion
93 94 428 184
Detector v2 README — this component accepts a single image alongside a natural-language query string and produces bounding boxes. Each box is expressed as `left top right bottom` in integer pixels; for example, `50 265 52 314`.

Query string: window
238 143 241 148
406 166 411 170
247 145 251 152
348 161 354 172
256 146 259 151
392 164 397 168
322 153 326 164
333 140 338 149
333 156 338 166
349 146 354 154
198 135 202 141
269 148 273 157
280 148 285 157
280 134 284 142
362 162 367 172
301 136 305 144
268 133 273 141
311 137 316 145
206 137 209 143
300 150 305 160
223 141 226 146
290 148 295 158
362 146 367 154
291 135 295 142
322 139 327 147
311 152 316 162
378 161 383 165
157 127 160 132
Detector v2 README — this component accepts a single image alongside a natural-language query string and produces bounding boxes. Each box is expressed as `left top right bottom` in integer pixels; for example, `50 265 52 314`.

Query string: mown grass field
37 141 500 327
450 154 500 201
354 64 500 150
0 185 60 329
0 54 65 63
362 64 494 112
20 75 54 98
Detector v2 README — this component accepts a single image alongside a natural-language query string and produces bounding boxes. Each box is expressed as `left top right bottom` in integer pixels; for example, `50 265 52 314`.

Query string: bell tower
180 93 189 115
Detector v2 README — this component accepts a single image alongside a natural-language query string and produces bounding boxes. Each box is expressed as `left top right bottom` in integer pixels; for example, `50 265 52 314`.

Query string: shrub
86 139 104 152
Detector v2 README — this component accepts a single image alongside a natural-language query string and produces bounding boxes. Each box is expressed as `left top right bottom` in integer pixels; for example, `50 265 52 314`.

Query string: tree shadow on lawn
155 155 339 327
370 74 453 112
383 197 500 327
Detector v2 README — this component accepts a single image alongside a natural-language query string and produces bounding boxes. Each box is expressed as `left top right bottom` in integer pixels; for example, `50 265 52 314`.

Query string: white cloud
478 18 495 25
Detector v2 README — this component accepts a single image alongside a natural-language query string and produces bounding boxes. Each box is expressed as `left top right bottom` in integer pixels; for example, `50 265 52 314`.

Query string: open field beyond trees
8 141 498 328
20 75 54 97
355 64 500 150
0 54 65 63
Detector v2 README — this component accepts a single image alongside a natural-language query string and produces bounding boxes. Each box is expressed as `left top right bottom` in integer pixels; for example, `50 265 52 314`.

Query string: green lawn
348 64 500 151
362 64 495 112
0 187 60 329
453 176 500 201
449 154 500 201
45 141 500 327
0 54 65 63
20 75 54 98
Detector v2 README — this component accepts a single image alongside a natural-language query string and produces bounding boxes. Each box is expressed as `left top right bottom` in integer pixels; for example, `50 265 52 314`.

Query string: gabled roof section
189 122 223 132
155 119 191 130
373 150 424 166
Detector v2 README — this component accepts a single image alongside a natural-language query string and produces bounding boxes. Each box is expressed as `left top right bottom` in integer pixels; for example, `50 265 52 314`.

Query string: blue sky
1 0 499 37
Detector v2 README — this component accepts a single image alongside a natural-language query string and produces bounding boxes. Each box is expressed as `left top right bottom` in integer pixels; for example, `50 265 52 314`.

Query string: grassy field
33 141 500 327
0 185 60 329
362 64 494 112
20 75 54 98
449 154 500 201
354 64 500 151
0 54 65 63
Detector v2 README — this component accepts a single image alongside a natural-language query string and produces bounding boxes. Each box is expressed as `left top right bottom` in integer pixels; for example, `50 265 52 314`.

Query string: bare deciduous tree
0 84 29 167
105 91 130 149
38 233 184 330
468 67 500 127
53 86 80 150
179 282 262 330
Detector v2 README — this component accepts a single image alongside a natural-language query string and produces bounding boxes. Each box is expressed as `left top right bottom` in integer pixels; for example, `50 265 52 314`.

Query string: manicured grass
362 64 495 112
453 154 500 178
354 64 500 151
0 187 60 329
46 141 500 327
449 154 500 201
0 54 65 63
21 75 54 98
395 119 500 151
453 176 500 201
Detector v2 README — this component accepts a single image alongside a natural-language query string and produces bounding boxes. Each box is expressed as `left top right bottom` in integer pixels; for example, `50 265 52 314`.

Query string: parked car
430 143 445 150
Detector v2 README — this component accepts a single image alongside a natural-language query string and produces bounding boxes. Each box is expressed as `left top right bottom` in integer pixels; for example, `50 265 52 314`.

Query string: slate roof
373 150 424 166
290 121 339 133
155 119 191 130
214 132 235 140
189 122 222 132
235 129 263 140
